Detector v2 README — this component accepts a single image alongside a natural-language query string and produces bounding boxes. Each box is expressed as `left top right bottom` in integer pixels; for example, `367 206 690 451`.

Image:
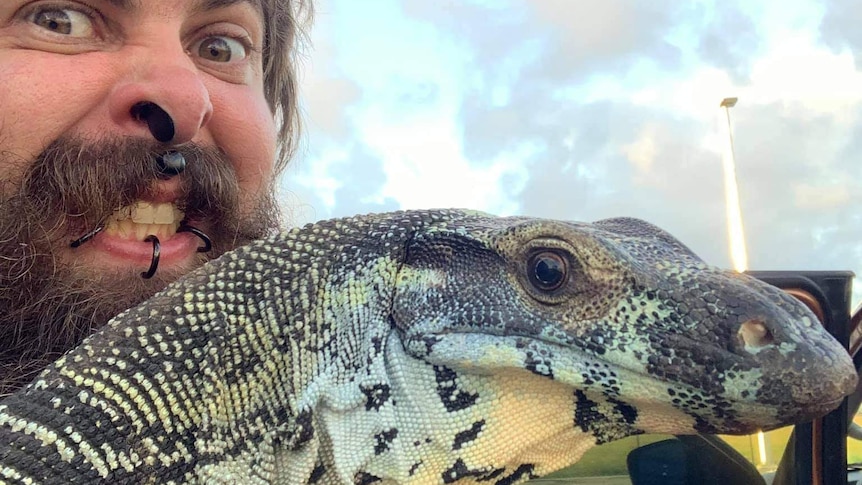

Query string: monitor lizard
0 209 856 484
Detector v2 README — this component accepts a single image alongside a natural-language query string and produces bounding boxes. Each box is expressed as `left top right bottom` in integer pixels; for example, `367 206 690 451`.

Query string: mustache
0 136 281 395
18 136 241 239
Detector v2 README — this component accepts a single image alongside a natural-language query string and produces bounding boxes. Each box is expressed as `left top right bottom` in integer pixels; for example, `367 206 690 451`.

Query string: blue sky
286 0 862 307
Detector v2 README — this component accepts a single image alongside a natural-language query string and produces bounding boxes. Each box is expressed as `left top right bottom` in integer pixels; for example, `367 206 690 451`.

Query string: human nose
108 58 214 145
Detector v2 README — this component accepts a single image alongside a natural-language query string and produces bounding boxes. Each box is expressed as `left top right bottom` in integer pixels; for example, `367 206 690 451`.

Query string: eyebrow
195 0 263 15
103 0 138 8
103 0 263 15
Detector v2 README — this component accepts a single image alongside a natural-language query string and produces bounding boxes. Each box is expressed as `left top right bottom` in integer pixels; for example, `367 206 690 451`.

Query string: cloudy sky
284 0 862 308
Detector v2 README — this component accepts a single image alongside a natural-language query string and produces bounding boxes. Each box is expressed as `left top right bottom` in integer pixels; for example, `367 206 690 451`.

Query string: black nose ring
141 235 161 279
177 225 212 253
156 151 186 178
131 102 175 143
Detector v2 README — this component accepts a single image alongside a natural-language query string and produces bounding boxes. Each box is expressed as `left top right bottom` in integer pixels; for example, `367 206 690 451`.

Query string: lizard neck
187 219 415 481
306 332 606 484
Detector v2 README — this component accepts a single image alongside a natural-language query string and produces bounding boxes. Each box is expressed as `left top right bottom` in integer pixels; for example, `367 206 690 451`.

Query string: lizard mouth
405 330 818 434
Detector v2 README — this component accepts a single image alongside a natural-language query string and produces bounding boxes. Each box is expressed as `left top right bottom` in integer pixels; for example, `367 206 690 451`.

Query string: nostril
130 101 175 143
738 319 774 349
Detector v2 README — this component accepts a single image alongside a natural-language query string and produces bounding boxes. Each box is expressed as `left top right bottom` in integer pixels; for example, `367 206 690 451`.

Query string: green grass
720 427 794 470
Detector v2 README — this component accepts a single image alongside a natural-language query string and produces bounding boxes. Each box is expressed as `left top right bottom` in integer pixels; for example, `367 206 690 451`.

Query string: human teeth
130 202 182 225
101 202 186 241
135 225 149 241
116 219 133 238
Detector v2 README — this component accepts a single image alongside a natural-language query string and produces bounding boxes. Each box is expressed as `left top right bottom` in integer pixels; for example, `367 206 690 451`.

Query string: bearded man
0 0 313 396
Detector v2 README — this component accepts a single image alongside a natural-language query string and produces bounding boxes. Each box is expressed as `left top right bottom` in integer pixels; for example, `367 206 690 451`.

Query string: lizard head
392 213 857 440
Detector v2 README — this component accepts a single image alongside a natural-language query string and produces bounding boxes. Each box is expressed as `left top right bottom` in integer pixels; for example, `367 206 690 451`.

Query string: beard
0 136 280 396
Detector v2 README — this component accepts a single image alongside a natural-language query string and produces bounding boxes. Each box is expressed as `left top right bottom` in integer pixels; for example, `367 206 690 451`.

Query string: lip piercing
156 151 186 178
141 235 161 279
177 225 212 253
71 226 205 279
70 225 104 248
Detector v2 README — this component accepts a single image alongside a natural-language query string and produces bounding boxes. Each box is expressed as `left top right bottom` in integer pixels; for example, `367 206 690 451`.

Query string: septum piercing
156 151 186 178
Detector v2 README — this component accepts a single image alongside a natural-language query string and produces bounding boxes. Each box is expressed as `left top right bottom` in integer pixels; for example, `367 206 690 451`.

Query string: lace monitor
0 209 856 484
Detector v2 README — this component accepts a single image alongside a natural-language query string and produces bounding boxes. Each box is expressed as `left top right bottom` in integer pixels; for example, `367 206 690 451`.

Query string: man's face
0 0 281 388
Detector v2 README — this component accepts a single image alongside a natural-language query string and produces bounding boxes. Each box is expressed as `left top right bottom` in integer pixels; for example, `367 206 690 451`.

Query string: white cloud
294 0 862 307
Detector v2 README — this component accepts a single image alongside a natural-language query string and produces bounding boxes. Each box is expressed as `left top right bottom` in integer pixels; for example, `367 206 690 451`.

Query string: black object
627 435 765 485
70 224 210 279
69 225 104 248
141 235 161 279
156 151 186 178
528 252 566 291
177 225 213 253
131 102 175 143
627 438 691 484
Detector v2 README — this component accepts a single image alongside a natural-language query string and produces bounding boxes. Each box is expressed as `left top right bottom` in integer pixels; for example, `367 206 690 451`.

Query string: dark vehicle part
627 435 765 484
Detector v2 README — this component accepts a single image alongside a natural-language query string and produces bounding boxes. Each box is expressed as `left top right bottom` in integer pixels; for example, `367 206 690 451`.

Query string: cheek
0 54 113 159
208 85 277 204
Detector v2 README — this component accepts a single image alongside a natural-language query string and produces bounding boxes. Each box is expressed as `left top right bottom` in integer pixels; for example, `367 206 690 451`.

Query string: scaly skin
0 209 856 484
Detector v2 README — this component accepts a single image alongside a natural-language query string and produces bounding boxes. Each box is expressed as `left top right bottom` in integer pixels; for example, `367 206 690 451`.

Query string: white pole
720 97 764 466
720 98 749 273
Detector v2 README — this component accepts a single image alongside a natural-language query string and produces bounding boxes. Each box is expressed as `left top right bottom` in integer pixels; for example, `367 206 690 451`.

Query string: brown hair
260 0 314 173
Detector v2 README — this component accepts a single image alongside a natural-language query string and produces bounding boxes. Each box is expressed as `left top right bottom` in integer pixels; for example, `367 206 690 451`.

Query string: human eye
25 3 96 38
192 34 251 63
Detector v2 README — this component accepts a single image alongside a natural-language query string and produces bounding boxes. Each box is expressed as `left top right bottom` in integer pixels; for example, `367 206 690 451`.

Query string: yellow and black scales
0 209 856 483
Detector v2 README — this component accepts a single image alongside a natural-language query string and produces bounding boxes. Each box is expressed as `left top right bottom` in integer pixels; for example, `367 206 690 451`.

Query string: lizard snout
723 290 857 414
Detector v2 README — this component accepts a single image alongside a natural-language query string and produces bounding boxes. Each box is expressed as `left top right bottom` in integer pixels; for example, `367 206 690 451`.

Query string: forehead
104 0 262 15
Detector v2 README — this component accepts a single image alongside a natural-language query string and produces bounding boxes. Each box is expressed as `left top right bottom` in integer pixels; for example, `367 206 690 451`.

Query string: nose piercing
141 235 161 279
131 102 175 143
70 225 105 248
156 151 186 178
177 225 212 253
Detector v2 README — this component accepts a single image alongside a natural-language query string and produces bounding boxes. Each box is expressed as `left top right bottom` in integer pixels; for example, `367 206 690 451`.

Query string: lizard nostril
739 319 774 349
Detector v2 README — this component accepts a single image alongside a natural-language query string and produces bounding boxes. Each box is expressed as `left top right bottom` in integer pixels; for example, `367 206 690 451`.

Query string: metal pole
719 97 748 272
724 106 736 165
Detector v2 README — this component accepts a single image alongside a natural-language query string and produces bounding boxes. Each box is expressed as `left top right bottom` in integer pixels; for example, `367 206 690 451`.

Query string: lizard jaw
402 331 834 436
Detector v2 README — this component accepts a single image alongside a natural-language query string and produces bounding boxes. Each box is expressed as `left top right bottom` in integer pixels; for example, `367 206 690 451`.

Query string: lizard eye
528 251 567 292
